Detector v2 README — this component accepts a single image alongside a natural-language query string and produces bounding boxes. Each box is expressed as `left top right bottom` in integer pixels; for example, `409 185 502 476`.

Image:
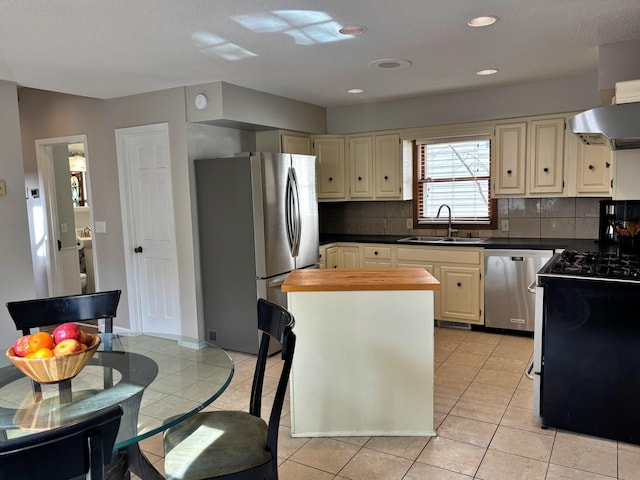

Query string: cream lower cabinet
397 246 484 325
362 245 393 268
318 245 327 269
325 245 360 269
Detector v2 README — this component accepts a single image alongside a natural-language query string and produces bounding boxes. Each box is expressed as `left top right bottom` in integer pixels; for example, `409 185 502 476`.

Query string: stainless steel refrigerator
195 152 318 354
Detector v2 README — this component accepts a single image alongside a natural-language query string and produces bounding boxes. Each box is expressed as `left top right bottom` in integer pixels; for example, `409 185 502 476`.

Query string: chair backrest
6 290 121 335
0 404 123 480
251 299 296 457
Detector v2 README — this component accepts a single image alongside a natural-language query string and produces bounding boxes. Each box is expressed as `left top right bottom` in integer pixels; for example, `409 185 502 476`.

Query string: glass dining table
0 332 234 479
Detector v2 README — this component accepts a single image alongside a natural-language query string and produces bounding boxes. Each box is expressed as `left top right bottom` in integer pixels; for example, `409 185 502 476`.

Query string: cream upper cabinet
316 132 408 201
527 118 565 194
282 134 312 155
255 130 310 154
494 123 527 195
575 142 613 195
313 136 347 200
374 133 403 198
349 135 374 199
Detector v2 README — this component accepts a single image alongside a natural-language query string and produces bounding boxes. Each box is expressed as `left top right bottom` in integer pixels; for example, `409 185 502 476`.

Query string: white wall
0 81 35 341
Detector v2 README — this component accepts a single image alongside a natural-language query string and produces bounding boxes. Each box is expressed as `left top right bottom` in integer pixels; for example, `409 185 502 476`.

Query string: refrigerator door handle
288 166 301 258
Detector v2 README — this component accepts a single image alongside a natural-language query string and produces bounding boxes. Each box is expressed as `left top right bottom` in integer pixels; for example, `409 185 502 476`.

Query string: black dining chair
163 298 296 480
6 289 121 336
6 290 122 395
0 404 124 480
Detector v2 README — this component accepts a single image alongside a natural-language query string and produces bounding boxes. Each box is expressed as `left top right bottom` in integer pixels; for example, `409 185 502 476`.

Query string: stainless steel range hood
569 102 640 150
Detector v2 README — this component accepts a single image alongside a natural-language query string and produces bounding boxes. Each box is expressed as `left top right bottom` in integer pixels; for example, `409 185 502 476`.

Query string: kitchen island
282 268 440 437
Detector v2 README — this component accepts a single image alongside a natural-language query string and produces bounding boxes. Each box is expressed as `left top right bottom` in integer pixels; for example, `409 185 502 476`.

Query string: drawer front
397 246 481 265
363 245 391 260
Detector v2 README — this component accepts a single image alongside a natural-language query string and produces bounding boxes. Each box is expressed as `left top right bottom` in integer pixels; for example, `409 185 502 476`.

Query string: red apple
52 322 82 343
12 335 31 357
79 330 90 345
53 339 83 356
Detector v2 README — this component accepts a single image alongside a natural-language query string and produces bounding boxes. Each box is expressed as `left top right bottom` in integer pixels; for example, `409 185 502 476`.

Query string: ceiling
2 1 640 107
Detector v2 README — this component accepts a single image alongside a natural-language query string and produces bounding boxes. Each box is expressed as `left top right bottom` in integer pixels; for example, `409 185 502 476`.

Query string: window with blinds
416 137 494 226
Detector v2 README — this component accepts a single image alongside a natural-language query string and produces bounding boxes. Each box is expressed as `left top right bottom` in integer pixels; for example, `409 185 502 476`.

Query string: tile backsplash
319 197 606 240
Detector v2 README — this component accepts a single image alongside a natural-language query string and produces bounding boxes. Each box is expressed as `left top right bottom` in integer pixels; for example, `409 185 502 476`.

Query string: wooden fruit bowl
5 335 101 384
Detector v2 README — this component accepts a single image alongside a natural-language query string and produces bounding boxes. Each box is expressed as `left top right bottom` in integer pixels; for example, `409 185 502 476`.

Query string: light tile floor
135 327 640 480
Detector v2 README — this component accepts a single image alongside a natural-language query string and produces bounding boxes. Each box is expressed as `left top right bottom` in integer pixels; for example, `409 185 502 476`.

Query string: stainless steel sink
398 236 487 244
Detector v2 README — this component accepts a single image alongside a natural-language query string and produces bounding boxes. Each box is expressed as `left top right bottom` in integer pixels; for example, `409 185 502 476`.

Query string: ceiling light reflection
476 68 499 75
192 31 257 61
232 10 350 45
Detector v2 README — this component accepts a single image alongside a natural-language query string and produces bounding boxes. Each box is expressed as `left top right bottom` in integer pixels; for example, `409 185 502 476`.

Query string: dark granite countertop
319 234 610 253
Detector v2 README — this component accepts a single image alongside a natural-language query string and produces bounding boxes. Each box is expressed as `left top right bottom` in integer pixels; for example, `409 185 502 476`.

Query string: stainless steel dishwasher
484 249 553 332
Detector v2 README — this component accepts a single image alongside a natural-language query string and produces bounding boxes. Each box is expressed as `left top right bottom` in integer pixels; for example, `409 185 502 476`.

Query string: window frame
412 137 497 230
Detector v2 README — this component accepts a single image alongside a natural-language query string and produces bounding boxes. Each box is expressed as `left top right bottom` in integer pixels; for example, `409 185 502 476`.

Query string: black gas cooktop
541 250 640 280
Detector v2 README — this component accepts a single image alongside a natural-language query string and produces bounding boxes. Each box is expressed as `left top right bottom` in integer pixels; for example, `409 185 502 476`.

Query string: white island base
283 268 438 438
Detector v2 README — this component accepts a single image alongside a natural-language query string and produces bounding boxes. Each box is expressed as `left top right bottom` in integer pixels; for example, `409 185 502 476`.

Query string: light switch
61 223 68 233
94 221 107 234
0 179 6 196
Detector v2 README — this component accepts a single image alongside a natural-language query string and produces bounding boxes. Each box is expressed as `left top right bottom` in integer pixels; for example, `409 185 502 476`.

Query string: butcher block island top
282 267 441 292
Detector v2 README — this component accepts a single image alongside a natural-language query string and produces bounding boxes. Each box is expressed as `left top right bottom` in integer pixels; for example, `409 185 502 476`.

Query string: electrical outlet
406 218 412 229
501 219 510 232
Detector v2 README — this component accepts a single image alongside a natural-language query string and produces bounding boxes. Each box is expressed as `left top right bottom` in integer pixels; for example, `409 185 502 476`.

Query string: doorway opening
34 134 98 297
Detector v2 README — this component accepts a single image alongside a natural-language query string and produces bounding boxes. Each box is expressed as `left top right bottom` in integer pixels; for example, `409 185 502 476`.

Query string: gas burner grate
548 250 640 280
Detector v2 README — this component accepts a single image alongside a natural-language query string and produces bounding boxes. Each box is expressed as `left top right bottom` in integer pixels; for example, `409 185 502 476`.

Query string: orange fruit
30 348 54 358
29 332 55 353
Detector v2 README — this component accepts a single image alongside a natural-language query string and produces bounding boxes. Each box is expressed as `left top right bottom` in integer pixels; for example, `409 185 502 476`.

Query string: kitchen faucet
437 204 458 238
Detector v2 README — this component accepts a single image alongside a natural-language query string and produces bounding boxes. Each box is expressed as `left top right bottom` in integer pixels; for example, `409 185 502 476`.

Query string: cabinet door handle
328 177 333 182
134 246 143 253
605 161 611 168
543 167 549 173
358 176 362 181
457 282 462 287
588 164 594 170
506 169 512 175
384 175 389 180
374 251 379 255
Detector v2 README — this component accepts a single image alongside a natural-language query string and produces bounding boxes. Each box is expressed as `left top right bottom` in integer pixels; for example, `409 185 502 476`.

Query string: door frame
35 134 95 297
115 122 178 333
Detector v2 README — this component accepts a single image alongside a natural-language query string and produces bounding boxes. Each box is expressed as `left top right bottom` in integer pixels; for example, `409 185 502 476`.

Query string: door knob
134 246 143 253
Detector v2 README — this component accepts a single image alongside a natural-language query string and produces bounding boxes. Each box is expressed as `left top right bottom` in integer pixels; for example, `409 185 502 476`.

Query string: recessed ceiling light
339 25 367 35
476 68 499 76
347 88 365 94
369 58 413 70
467 15 499 27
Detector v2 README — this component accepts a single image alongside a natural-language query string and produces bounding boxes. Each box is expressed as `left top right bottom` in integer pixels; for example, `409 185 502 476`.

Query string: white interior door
116 123 180 335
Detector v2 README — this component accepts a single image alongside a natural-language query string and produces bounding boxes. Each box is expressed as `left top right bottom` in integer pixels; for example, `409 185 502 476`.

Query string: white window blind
416 137 492 224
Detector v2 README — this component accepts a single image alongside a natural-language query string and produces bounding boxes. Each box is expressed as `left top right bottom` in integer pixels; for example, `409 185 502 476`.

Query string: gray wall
0 81 35 343
18 86 253 342
327 73 600 134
